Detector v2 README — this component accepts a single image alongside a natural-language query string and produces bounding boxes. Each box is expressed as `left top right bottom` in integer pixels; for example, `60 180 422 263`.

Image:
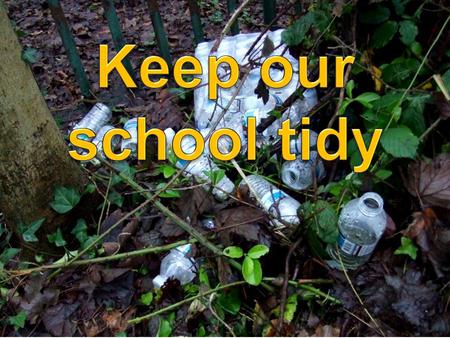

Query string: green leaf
47 228 67 247
247 244 269 259
22 218 45 242
157 318 172 337
301 201 338 244
72 219 89 244
359 5 390 24
8 311 27 329
156 183 181 199
392 0 410 15
161 165 177 179
0 248 20 264
108 191 124 207
22 47 38 64
410 41 422 56
223 246 244 258
371 21 398 49
346 79 355 98
139 291 154 306
395 236 418 260
375 169 393 180
204 169 225 185
242 256 262 286
282 12 314 46
400 94 429 136
380 127 419 158
399 20 418 45
112 162 136 185
354 92 380 107
50 186 81 214
84 183 96 194
217 288 241 315
381 58 420 86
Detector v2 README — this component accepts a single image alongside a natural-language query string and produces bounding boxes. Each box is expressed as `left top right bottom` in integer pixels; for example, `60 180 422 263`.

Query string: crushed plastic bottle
290 130 319 155
152 244 196 288
326 192 387 270
164 128 235 201
194 30 318 146
72 103 112 141
281 152 326 191
92 125 121 160
121 118 138 155
241 174 301 227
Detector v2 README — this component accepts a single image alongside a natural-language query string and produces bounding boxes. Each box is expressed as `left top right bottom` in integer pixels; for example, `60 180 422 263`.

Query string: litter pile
72 30 388 286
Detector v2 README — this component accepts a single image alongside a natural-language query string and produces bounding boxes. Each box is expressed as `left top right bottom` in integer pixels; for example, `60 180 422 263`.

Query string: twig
211 0 253 53
128 281 247 324
209 293 236 336
277 237 302 334
336 250 385 336
8 240 193 276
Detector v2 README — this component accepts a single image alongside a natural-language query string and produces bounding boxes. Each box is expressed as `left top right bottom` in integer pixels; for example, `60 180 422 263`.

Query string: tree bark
0 3 85 241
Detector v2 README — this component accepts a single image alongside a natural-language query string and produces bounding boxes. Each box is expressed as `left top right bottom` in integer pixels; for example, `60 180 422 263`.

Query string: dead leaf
405 154 450 208
42 302 79 336
404 208 450 277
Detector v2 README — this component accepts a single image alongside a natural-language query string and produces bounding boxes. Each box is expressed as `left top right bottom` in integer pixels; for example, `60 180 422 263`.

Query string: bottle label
260 189 286 208
337 232 377 257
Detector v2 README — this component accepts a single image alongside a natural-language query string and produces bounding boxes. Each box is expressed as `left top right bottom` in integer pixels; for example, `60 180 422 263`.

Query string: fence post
227 0 239 35
47 0 91 97
101 0 135 78
146 0 172 68
263 0 277 26
187 0 204 44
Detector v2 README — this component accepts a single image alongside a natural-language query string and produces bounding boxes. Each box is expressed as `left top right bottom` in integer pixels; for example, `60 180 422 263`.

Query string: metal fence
46 0 278 97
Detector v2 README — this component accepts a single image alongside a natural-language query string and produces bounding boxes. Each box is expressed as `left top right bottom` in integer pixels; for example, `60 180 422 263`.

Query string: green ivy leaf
395 236 418 260
21 218 45 242
157 318 172 337
217 288 241 315
139 291 154 306
204 169 225 185
47 228 67 247
371 21 398 49
247 244 269 259
301 201 338 244
346 79 355 98
108 191 124 207
282 12 314 46
156 183 181 198
160 165 177 178
399 20 418 45
8 311 27 330
223 246 244 258
0 248 20 264
242 256 262 286
50 186 81 214
71 219 89 244
359 5 390 24
380 127 419 158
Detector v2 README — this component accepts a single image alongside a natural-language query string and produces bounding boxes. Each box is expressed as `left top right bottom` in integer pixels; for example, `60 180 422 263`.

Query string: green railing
46 0 277 98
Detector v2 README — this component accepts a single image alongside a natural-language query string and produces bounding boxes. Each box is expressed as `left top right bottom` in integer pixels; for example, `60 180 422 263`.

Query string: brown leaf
314 325 341 337
42 303 79 336
404 208 450 277
405 154 450 208
101 308 135 335
332 0 346 17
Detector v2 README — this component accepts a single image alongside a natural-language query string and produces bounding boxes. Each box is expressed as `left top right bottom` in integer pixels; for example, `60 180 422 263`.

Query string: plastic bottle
92 125 121 160
290 130 319 154
281 152 326 191
72 103 112 141
121 118 138 155
326 192 387 270
152 244 196 288
164 128 235 201
241 175 301 227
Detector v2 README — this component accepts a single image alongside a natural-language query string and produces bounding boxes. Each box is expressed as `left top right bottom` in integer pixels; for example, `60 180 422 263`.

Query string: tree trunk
0 3 85 243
